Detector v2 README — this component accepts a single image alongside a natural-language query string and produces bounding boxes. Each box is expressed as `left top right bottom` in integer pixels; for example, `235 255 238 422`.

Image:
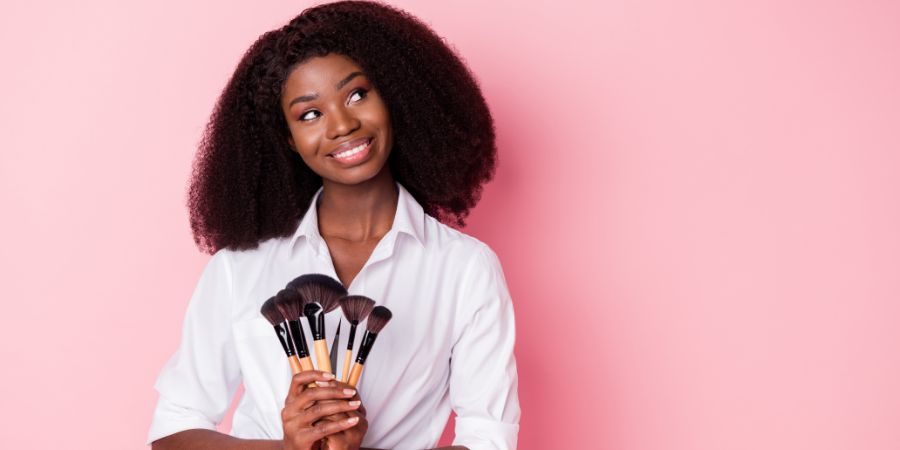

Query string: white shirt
147 181 520 449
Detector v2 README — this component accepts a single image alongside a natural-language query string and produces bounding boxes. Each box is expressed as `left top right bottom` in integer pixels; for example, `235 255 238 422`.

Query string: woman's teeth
333 141 368 159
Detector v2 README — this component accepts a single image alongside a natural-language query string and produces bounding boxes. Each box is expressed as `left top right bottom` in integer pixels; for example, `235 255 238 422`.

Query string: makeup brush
348 305 392 387
260 296 303 375
274 288 314 373
329 320 341 377
338 295 375 382
289 274 347 373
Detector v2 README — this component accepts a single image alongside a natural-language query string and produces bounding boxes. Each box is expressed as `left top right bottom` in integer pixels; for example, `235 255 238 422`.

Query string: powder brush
339 295 375 382
348 305 392 387
260 296 303 375
290 274 347 373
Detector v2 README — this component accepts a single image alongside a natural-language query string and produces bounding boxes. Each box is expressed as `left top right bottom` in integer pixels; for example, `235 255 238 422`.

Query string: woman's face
281 53 393 186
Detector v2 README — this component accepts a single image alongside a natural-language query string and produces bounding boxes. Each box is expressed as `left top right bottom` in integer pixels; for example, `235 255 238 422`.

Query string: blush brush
339 295 375 383
348 305 392 388
260 296 303 375
289 274 347 373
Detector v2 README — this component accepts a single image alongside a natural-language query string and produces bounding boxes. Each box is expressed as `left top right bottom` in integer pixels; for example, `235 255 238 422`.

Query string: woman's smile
328 137 374 165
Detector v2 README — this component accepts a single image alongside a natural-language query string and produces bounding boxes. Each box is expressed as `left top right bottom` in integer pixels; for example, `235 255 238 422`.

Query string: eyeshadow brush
348 305 392 388
338 295 375 383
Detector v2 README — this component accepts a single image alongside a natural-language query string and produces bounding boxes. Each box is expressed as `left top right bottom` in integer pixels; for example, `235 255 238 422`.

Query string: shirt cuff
145 394 219 445
453 416 520 450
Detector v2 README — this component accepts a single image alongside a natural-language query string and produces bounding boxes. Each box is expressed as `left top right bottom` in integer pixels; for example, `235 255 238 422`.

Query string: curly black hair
187 0 497 254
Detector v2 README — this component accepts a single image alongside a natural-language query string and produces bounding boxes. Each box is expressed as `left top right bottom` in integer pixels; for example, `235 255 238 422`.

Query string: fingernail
316 381 332 387
349 400 361 407
343 389 356 396
322 372 335 379
347 417 359 424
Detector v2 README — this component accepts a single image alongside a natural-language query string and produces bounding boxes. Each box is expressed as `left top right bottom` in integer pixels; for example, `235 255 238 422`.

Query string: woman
148 1 519 449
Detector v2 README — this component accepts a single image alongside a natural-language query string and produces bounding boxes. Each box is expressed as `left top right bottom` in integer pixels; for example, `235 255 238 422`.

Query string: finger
336 413 368 442
310 416 360 440
325 380 365 416
312 397 365 422
285 371 336 404
302 399 361 423
298 386 357 409
283 386 357 418
330 380 357 392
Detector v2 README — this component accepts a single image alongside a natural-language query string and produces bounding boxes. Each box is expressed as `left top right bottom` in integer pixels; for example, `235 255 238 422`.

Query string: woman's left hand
317 380 368 450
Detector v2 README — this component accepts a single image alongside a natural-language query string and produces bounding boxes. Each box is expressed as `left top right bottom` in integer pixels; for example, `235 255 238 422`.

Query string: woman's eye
300 110 320 121
349 88 368 103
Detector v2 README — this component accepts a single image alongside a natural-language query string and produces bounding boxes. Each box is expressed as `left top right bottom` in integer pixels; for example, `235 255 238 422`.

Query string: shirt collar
289 181 426 254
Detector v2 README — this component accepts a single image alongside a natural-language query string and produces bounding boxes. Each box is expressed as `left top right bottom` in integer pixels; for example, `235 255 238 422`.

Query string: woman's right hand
281 371 362 450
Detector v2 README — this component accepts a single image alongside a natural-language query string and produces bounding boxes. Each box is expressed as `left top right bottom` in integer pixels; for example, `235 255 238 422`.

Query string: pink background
2 0 899 448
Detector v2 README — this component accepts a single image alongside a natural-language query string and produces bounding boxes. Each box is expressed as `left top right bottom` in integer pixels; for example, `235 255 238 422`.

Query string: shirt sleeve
450 243 521 450
146 249 242 445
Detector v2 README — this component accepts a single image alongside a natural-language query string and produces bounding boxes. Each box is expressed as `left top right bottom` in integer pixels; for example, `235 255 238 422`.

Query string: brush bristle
340 295 376 324
260 296 284 326
366 305 392 333
289 273 347 313
275 288 303 320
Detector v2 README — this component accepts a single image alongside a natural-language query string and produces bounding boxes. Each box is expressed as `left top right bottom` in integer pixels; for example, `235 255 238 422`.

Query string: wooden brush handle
288 355 303 375
313 339 332 374
348 362 364 387
341 350 353 383
294 356 317 388
298 355 315 372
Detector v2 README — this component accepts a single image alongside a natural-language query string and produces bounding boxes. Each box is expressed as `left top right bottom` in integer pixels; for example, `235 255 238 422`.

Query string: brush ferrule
304 302 325 340
273 323 293 356
355 330 379 364
286 320 310 358
346 322 358 350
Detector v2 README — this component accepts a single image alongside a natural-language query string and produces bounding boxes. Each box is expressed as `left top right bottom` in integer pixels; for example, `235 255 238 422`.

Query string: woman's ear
287 136 296 151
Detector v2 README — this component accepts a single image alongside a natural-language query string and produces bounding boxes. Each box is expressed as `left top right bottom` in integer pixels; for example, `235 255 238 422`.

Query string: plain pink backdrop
2 0 899 448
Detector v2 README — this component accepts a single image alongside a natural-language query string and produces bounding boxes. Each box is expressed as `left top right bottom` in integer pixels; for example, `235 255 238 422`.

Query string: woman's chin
321 161 391 187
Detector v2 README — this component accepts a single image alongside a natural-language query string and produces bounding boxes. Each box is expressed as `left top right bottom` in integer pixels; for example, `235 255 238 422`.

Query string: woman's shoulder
205 235 288 276
422 213 500 267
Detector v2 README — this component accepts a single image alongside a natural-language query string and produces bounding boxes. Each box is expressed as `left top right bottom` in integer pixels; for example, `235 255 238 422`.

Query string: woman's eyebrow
288 71 365 107
335 71 364 90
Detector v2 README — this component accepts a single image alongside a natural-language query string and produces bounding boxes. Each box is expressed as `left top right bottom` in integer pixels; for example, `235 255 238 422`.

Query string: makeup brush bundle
260 273 393 388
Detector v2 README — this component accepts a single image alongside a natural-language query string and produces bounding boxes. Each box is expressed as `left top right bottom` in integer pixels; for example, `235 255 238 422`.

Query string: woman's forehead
285 53 365 89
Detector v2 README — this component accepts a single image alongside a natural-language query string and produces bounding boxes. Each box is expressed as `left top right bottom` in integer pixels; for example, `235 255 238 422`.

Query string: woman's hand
317 380 368 450
281 371 362 450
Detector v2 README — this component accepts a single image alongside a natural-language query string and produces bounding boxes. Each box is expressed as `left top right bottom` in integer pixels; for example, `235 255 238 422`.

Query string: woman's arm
152 429 282 450
360 448 467 450
446 244 520 449
152 432 470 450
147 251 243 445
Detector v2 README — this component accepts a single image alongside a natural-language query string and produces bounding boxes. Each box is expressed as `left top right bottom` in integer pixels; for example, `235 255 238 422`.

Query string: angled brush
260 296 303 375
339 295 375 382
274 288 314 374
329 320 341 377
348 305 392 388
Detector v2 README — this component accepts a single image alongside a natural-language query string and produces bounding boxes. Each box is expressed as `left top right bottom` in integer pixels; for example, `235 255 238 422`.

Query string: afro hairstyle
187 0 497 254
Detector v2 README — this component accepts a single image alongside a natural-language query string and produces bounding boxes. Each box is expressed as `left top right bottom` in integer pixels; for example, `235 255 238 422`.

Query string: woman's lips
329 137 373 165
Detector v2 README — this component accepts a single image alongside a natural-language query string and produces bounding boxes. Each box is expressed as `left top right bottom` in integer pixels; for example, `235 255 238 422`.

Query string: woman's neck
317 166 398 243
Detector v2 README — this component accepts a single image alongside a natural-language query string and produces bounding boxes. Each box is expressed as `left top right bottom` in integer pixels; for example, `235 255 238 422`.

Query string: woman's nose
326 106 361 139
